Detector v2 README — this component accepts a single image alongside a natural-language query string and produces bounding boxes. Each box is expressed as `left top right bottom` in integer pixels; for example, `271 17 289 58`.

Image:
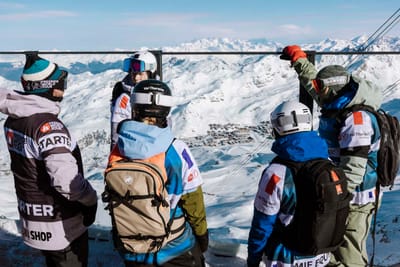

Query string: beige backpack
103 152 178 253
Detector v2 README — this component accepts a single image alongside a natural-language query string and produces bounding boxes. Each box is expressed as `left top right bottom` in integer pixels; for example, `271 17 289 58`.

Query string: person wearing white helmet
110 50 158 150
247 100 335 267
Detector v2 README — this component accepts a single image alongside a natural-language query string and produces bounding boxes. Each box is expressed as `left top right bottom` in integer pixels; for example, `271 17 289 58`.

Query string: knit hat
314 65 350 104
21 53 68 94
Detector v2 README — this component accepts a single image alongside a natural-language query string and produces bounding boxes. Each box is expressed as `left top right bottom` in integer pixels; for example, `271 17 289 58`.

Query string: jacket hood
0 89 60 118
117 120 174 159
346 76 382 110
272 131 329 162
322 76 382 111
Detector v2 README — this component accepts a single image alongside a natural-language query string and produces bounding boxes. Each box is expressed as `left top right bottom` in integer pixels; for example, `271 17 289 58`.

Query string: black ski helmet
130 79 173 120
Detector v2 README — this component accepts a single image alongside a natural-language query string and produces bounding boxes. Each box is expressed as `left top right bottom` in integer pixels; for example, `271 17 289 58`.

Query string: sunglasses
122 58 146 73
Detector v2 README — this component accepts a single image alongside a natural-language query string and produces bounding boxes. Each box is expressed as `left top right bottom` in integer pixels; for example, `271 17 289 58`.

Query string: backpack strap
271 156 303 177
369 184 380 267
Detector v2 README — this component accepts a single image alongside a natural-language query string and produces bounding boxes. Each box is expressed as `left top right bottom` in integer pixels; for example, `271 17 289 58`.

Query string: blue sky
0 0 399 51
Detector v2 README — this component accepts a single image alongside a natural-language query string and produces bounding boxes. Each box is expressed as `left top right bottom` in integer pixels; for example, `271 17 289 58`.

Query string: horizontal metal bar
0 51 399 55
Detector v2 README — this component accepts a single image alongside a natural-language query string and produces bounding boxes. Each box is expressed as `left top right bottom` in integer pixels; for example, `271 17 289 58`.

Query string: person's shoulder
113 92 130 109
111 80 131 103
34 115 70 141
169 138 189 149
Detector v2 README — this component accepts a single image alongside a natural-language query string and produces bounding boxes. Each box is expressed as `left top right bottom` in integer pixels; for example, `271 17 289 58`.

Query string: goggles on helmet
312 75 349 94
271 113 311 128
123 58 146 73
21 70 68 92
131 92 174 107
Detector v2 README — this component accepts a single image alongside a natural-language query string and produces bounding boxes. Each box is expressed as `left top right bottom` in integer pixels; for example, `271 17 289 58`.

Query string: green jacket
292 58 382 203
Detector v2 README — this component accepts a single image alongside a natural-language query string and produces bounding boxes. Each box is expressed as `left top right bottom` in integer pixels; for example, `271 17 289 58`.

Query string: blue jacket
247 131 331 267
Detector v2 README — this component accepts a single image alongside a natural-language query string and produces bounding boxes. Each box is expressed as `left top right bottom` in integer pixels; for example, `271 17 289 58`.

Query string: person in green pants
280 45 383 266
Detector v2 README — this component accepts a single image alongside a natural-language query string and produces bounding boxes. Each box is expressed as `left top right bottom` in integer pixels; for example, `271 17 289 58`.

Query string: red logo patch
265 174 281 195
353 111 363 125
187 170 198 182
6 130 14 145
120 95 129 109
40 123 51 133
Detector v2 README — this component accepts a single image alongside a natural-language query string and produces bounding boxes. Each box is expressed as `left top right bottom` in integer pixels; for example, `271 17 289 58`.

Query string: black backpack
272 157 353 255
339 104 400 188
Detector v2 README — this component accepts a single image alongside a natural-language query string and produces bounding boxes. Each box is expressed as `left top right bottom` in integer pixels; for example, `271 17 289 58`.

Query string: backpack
339 104 400 188
102 152 174 254
272 157 353 255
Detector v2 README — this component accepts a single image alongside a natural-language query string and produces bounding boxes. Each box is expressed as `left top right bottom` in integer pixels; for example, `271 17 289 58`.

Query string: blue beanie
21 53 68 93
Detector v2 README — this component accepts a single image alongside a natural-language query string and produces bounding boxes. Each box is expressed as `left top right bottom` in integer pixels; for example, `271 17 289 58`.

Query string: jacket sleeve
166 139 208 237
110 93 131 149
247 208 277 267
179 186 207 237
110 120 119 150
292 58 321 105
39 123 97 207
338 111 373 193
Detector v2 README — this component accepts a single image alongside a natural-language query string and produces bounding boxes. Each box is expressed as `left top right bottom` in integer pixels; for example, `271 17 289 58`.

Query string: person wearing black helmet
108 79 208 267
0 53 98 267
110 50 159 151
280 45 383 267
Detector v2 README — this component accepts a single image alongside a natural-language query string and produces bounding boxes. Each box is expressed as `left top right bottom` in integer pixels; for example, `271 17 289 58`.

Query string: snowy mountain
0 36 399 266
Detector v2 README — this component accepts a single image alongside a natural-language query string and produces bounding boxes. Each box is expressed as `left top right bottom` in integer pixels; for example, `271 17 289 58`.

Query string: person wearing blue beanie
0 52 97 267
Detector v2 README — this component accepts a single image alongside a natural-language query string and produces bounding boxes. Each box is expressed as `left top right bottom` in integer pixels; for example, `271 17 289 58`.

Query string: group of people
0 45 384 267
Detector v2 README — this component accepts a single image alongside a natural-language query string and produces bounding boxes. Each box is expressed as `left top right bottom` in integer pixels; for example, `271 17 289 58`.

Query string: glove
280 45 307 64
82 202 97 227
196 230 209 253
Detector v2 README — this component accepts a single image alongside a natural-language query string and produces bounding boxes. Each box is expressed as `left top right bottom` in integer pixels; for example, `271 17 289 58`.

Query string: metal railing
1 50 399 112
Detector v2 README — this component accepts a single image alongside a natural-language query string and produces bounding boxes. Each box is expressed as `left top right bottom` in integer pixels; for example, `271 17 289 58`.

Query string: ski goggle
131 92 174 107
122 58 146 73
21 70 68 92
271 113 311 128
312 75 349 94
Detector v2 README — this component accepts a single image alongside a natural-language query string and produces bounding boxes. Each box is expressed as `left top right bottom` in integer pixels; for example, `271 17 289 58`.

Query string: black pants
124 241 205 267
41 230 89 267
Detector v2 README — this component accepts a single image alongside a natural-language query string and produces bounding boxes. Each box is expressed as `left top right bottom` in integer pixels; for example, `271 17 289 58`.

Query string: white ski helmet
123 50 157 74
270 100 312 136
